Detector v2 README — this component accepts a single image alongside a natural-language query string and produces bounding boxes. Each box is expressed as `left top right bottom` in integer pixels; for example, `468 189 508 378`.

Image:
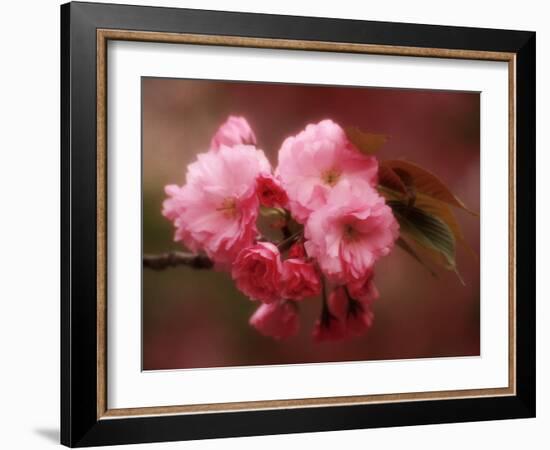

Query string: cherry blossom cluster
163 116 399 341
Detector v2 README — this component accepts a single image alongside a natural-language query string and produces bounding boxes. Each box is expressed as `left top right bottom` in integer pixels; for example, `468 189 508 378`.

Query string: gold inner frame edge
96 28 517 420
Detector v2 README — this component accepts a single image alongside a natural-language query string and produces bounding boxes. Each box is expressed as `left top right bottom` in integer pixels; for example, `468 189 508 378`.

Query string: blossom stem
343 286 363 317
319 276 332 326
281 224 292 240
143 251 213 270
276 230 303 252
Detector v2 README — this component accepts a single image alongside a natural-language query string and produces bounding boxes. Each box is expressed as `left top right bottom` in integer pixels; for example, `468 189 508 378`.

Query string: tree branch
143 230 302 271
143 251 214 270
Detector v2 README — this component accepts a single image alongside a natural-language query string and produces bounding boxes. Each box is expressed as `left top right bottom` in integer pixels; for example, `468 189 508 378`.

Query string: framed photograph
61 1 536 447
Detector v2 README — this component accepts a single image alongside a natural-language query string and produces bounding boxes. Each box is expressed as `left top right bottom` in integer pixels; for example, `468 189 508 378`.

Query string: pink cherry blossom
314 286 374 341
347 270 379 305
162 144 270 266
305 182 399 283
312 287 347 341
312 299 346 342
288 242 306 259
256 174 288 208
249 301 299 339
312 318 346 342
345 300 374 337
210 116 256 151
339 287 375 337
276 119 378 222
281 258 321 301
231 242 283 303
328 286 348 318
210 116 271 173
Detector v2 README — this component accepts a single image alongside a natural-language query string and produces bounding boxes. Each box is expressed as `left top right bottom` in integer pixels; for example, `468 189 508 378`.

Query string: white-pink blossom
162 144 270 267
276 119 378 222
304 182 399 283
210 116 257 151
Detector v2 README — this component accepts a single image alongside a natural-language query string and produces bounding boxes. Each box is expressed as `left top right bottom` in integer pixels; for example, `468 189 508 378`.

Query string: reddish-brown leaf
345 127 388 155
378 165 408 195
381 159 477 215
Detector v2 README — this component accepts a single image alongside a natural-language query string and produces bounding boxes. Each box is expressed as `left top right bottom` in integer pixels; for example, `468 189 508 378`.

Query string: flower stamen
343 224 359 242
217 197 239 219
321 168 342 187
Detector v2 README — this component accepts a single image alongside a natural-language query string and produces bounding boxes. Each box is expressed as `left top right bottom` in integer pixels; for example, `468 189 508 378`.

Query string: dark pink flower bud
232 242 282 303
256 174 289 208
313 286 375 341
312 317 346 342
249 301 299 339
288 242 306 259
281 258 321 301
347 271 379 305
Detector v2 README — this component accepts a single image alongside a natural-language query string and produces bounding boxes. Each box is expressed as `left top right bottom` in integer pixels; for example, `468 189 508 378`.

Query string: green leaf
396 237 438 277
259 206 287 219
377 185 400 201
345 127 388 155
414 193 478 261
389 200 457 271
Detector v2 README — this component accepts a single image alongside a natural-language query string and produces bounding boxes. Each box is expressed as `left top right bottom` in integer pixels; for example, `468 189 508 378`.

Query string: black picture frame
61 1 535 447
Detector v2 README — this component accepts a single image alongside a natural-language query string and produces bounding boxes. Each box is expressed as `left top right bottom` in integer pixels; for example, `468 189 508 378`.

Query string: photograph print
141 77 480 371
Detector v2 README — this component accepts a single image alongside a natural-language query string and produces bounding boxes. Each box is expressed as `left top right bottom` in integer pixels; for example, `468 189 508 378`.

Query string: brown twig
277 230 303 252
144 229 302 271
143 251 214 271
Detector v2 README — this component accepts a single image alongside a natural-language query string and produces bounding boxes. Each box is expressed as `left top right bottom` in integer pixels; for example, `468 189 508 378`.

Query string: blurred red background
142 77 480 370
